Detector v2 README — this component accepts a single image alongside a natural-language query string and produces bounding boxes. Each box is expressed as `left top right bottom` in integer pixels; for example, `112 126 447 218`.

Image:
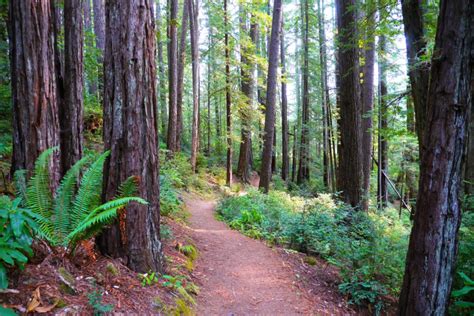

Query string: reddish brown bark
259 0 282 192
98 0 162 272
399 0 473 313
9 0 60 186
61 0 84 176
188 0 199 172
280 20 289 182
176 1 189 150
167 0 179 153
224 0 232 186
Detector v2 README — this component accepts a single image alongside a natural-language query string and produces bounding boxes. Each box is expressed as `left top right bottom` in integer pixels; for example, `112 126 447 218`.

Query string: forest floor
184 189 358 315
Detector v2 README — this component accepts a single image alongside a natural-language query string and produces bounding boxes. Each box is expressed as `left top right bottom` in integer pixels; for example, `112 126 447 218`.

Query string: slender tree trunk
297 0 310 184
9 0 60 186
156 0 167 138
92 0 105 53
377 31 388 208
280 20 289 182
398 0 473 313
189 0 200 172
259 0 283 192
61 0 84 176
237 12 257 183
291 125 297 182
224 0 232 186
167 0 179 153
361 0 375 210
206 22 212 156
400 0 430 157
83 0 91 30
98 0 162 273
176 1 189 150
335 0 363 207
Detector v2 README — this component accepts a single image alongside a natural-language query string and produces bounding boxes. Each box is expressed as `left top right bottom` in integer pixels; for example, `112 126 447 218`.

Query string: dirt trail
185 194 352 315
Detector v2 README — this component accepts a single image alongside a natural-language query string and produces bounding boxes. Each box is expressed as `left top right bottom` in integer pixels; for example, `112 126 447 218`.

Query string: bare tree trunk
83 0 91 30
98 0 162 273
280 20 289 182
291 125 297 182
9 0 60 187
259 0 283 193
400 0 430 157
361 0 375 210
155 0 167 138
206 22 212 156
61 0 84 176
189 0 200 172
92 0 105 53
167 0 179 153
176 1 189 150
377 31 388 208
398 0 473 313
224 0 232 186
335 0 363 207
297 0 310 185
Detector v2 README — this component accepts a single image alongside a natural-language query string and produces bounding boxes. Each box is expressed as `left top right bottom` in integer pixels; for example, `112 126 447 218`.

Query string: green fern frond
117 176 139 198
53 154 96 240
26 148 56 220
70 151 110 227
66 197 147 248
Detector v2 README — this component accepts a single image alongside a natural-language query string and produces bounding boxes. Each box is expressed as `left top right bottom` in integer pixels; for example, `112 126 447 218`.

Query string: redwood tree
189 0 200 172
167 0 179 153
259 0 282 192
280 20 289 182
335 0 363 207
9 0 60 185
176 1 189 150
224 0 232 186
61 0 84 176
98 0 162 272
398 0 473 313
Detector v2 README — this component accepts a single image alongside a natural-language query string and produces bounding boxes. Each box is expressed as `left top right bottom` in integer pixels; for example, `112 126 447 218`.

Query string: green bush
0 196 36 289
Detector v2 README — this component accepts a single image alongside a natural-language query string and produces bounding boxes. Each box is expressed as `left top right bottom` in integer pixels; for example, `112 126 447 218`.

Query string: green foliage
0 196 36 289
21 148 146 252
87 285 114 316
339 278 386 315
450 272 474 315
139 271 160 287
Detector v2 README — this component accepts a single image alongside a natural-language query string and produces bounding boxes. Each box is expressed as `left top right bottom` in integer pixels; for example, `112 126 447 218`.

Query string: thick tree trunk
224 0 232 186
398 0 473 313
9 0 60 186
98 0 162 273
189 0 200 172
335 0 363 207
280 21 289 182
297 0 310 185
92 0 105 53
83 0 91 31
167 0 179 153
176 1 189 150
400 0 430 157
259 0 282 192
377 31 388 208
237 13 257 183
61 0 84 176
361 0 375 210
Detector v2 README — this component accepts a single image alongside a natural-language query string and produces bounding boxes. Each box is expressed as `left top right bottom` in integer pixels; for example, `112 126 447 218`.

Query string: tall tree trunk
9 0 60 186
259 0 283 192
156 0 167 138
400 0 430 157
167 0 179 153
61 0 84 176
291 125 297 182
237 12 257 183
176 1 189 150
297 0 310 184
280 20 289 182
466 99 474 198
224 0 232 186
398 0 473 313
98 0 162 273
361 0 375 210
206 22 212 156
92 0 105 53
377 32 388 208
335 0 363 207
83 0 91 31
189 0 200 172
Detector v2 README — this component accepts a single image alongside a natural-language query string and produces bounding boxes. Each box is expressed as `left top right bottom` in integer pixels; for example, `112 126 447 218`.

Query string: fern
22 148 147 252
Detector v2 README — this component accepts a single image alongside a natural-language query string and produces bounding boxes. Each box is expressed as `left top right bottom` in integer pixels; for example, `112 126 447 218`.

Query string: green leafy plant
0 196 36 289
139 271 160 287
87 286 114 315
451 272 474 313
339 277 387 315
20 148 147 252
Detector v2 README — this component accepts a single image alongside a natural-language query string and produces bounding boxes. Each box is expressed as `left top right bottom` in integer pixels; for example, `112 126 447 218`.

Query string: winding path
184 194 352 315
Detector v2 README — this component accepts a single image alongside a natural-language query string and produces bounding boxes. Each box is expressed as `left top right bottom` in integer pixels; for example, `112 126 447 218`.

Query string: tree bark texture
93 0 105 53
377 32 388 208
176 0 189 150
98 0 163 273
166 0 179 153
398 0 473 313
259 0 282 192
335 0 363 207
188 0 200 172
280 20 289 182
224 0 232 186
9 0 60 187
61 0 84 176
